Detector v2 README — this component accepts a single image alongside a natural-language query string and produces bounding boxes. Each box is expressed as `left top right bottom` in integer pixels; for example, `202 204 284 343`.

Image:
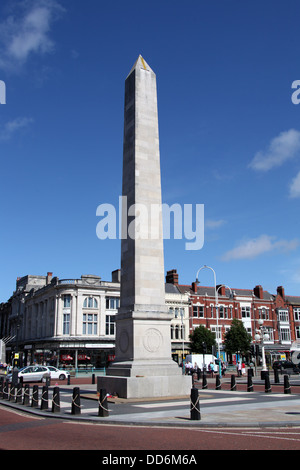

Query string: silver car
17 365 50 383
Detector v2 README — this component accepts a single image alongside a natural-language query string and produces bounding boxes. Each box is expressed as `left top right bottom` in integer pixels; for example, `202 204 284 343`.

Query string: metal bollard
71 387 81 415
202 372 207 389
67 375 70 385
0 377 3 399
215 375 221 390
23 384 30 405
230 374 236 391
92 374 95 385
31 385 39 408
41 386 49 410
265 373 272 393
247 369 253 392
284 374 291 394
15 383 23 403
98 388 109 417
52 386 60 413
3 380 9 400
190 388 201 420
9 383 15 401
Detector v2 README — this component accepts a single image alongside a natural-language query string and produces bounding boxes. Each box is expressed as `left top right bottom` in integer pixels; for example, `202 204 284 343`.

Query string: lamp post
195 265 222 378
180 307 185 367
254 319 269 380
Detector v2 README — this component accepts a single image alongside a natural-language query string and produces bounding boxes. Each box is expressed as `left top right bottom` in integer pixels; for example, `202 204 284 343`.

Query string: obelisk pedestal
98 56 191 398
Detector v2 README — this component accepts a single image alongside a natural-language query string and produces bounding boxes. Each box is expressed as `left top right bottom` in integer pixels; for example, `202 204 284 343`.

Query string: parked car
7 365 50 383
272 360 300 373
46 366 70 380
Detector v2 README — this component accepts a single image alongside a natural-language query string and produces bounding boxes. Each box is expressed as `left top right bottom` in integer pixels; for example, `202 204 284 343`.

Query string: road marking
132 397 254 408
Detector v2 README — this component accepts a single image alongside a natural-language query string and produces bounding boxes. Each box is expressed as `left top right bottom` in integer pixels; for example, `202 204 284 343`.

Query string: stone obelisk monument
98 56 191 398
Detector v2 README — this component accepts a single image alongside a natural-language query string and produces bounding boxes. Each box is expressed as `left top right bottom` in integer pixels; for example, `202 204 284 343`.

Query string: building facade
1 270 190 368
2 267 300 369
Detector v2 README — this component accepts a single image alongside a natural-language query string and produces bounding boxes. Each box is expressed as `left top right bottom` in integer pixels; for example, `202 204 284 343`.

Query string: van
185 354 219 372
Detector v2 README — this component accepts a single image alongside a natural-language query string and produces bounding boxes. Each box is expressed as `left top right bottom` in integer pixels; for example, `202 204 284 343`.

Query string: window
63 295 71 308
106 315 115 335
63 313 70 335
259 307 269 320
241 306 251 318
294 308 300 321
83 314 98 335
83 297 98 308
280 327 291 342
278 310 289 322
106 297 120 310
296 326 300 339
193 306 204 318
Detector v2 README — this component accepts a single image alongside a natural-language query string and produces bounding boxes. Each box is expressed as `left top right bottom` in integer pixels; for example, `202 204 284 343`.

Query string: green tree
224 318 252 357
189 325 216 354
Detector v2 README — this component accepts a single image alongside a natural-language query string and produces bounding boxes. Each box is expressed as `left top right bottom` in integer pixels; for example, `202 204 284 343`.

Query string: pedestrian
242 362 245 376
237 362 242 376
221 361 226 376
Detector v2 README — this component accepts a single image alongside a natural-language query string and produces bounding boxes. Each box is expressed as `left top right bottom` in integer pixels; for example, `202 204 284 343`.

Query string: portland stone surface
98 56 191 398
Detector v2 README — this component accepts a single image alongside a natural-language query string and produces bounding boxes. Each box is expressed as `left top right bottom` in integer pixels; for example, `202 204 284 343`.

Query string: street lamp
254 319 269 379
195 265 222 378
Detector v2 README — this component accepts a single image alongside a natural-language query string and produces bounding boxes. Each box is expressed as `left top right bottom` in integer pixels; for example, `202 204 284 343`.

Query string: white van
185 354 219 372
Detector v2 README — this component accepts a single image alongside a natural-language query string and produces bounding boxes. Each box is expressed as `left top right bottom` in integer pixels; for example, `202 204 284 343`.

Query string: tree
223 318 252 357
189 325 216 354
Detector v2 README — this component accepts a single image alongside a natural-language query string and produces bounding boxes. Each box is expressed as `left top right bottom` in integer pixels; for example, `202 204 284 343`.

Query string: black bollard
41 386 49 410
92 374 95 385
67 374 70 385
247 369 253 392
52 386 60 413
3 380 9 400
0 377 3 398
230 374 236 391
202 372 207 389
23 384 30 405
98 388 109 417
265 373 272 393
284 374 291 394
9 384 15 401
215 374 221 390
274 368 280 384
31 385 39 408
15 383 23 403
190 387 201 421
71 387 81 415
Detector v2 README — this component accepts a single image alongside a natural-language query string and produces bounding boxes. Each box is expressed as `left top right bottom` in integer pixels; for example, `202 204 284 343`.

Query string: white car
9 365 50 383
46 366 70 380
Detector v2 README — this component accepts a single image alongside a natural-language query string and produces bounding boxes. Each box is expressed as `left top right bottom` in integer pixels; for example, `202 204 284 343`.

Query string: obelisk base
97 373 192 399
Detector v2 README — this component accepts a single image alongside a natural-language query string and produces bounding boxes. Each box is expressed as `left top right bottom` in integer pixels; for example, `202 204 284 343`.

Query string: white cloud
0 117 34 141
222 234 299 261
289 170 300 198
249 129 300 172
0 0 65 71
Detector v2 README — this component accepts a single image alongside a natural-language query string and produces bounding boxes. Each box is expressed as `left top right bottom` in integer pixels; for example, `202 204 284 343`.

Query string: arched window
83 297 98 308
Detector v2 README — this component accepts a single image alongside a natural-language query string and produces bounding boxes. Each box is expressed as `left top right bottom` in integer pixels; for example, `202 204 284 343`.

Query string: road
1 374 300 451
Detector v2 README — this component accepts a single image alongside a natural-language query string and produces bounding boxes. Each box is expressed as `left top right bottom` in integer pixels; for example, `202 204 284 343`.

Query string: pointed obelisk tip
127 55 154 77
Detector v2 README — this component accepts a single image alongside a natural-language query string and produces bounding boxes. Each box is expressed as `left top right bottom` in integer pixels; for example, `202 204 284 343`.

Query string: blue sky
1 0 300 301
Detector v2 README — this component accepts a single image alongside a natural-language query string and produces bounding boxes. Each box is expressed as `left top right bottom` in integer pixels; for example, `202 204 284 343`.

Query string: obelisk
98 56 191 398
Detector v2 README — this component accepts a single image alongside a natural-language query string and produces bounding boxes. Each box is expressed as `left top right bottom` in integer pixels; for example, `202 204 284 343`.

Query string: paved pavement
1 373 300 428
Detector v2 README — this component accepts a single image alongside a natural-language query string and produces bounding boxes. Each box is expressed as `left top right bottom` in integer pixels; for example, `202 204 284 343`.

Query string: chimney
166 269 178 285
254 285 264 300
46 272 53 285
192 282 198 294
217 284 226 296
277 286 285 299
112 269 121 283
